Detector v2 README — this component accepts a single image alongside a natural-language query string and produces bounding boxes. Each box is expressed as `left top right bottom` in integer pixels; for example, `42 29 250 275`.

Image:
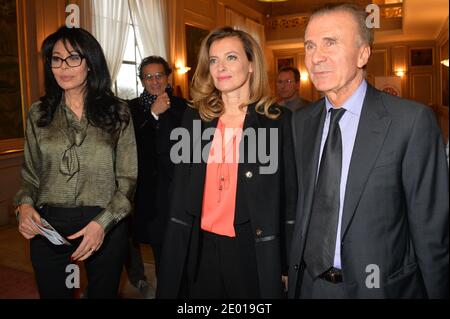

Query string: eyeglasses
50 54 85 68
276 79 295 85
142 72 166 81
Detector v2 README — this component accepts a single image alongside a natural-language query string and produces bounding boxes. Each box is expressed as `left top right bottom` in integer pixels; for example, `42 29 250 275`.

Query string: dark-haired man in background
126 56 186 297
276 66 310 111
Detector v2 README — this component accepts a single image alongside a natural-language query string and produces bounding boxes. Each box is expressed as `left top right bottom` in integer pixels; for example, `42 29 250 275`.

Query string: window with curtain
114 20 143 99
91 0 169 100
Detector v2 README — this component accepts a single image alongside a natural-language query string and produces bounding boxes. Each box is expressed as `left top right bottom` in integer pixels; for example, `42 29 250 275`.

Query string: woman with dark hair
14 26 137 299
156 27 297 299
124 55 186 294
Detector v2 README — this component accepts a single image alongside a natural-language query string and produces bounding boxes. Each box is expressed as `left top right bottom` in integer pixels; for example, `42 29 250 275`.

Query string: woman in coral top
157 27 297 299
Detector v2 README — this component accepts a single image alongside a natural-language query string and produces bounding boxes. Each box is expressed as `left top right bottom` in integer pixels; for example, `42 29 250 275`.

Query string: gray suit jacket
288 84 449 298
282 96 311 112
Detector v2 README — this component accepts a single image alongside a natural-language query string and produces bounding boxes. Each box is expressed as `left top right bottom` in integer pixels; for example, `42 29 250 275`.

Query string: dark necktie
303 107 346 278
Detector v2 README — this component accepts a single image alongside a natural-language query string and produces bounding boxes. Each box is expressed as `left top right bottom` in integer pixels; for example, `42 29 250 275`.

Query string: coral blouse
201 118 243 237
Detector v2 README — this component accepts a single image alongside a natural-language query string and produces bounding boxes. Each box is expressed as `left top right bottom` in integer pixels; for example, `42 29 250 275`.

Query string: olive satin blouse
13 101 138 233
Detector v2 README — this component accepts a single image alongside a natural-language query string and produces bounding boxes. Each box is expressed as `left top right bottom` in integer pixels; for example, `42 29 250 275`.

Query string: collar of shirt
325 80 367 116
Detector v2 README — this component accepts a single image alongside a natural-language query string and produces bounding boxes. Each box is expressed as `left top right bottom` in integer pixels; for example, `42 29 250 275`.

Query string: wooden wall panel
34 0 67 98
366 49 388 87
436 106 449 142
390 46 408 97
0 153 23 226
410 74 433 106
391 46 408 73
367 49 387 75
219 0 263 24
185 0 215 23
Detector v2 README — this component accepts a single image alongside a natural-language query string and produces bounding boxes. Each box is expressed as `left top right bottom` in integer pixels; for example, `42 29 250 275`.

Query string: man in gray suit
289 3 448 298
276 66 310 111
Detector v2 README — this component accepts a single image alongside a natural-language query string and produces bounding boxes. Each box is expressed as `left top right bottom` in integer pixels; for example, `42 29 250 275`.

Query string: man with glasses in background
276 66 311 112
125 56 187 298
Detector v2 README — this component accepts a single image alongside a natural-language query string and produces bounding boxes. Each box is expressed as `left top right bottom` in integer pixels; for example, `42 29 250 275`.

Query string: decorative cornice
381 5 402 19
266 15 308 32
266 3 403 33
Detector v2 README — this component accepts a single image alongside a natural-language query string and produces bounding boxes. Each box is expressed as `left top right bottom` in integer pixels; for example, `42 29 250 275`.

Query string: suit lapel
235 104 260 224
341 85 392 239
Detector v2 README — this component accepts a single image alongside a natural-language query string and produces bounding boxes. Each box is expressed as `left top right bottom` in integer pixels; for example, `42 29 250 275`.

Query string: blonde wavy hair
190 26 279 121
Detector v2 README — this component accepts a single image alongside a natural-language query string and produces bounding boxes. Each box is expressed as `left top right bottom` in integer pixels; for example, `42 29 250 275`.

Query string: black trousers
187 225 260 299
125 238 147 287
125 242 161 285
125 213 162 285
152 244 162 278
30 205 128 299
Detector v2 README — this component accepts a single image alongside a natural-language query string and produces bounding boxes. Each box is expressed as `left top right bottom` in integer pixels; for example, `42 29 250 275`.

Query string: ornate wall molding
266 3 403 35
381 4 402 19
266 15 308 32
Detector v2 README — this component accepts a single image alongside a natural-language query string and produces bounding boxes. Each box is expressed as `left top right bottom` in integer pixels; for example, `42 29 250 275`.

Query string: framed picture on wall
410 48 433 67
0 0 24 145
276 57 295 73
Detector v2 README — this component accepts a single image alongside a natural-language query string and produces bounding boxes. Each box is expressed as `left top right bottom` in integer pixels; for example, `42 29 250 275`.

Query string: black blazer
288 84 449 298
128 95 187 244
157 103 298 298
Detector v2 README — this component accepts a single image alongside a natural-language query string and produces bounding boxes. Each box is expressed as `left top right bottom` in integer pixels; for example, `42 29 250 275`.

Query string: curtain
91 0 130 83
128 0 169 61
